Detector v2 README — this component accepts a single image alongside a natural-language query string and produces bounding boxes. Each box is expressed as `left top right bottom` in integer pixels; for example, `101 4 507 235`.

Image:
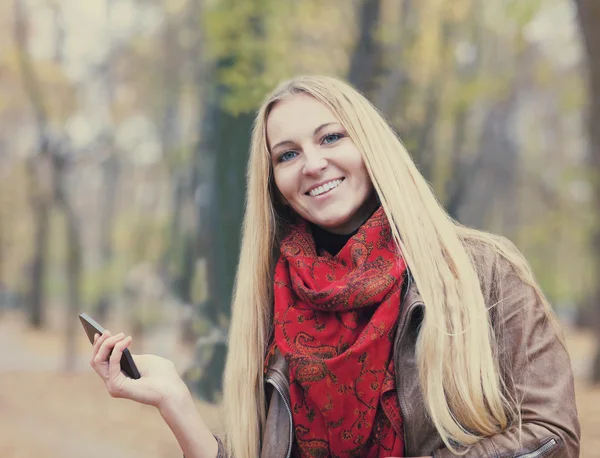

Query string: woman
90 76 580 458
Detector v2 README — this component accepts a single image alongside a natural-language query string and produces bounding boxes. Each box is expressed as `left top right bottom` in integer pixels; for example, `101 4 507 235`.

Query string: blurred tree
348 0 383 96
185 0 272 401
92 0 123 325
13 0 52 329
14 0 83 371
575 0 600 382
0 0 590 392
443 0 484 218
167 0 206 308
372 0 415 119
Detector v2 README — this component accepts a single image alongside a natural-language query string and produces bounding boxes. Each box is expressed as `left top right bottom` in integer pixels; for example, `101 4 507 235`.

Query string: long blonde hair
222 75 558 457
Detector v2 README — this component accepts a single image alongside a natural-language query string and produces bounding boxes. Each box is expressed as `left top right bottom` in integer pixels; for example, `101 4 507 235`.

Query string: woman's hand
90 331 220 458
90 330 189 410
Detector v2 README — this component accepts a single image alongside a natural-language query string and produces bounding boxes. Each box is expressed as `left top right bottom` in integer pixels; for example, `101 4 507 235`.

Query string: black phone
79 313 141 379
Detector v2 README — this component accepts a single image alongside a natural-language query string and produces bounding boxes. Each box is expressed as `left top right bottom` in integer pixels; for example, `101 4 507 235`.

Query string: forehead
266 94 340 147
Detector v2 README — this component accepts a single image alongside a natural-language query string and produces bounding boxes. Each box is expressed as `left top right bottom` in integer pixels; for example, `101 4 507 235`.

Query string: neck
311 201 381 256
314 193 380 235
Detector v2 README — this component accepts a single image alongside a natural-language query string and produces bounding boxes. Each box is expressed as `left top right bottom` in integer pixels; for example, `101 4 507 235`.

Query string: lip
304 177 345 195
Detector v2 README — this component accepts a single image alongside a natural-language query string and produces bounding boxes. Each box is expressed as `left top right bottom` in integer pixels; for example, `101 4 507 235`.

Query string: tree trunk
26 164 51 328
188 1 265 400
574 0 600 383
168 0 205 306
373 0 415 119
15 0 83 369
94 153 119 323
14 0 53 329
57 183 82 372
347 0 383 96
414 83 440 181
189 63 255 401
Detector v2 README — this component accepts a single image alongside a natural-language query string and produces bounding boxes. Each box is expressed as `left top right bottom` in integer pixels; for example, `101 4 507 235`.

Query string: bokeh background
1 0 600 456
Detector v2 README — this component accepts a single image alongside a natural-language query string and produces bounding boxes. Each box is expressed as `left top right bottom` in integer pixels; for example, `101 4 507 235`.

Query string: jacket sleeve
182 435 228 458
215 435 229 458
434 240 580 458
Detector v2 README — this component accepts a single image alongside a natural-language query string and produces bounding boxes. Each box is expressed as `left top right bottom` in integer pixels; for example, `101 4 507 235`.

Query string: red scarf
272 207 406 458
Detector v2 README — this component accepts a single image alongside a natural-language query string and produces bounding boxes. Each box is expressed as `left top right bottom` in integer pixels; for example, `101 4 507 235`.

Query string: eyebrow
270 122 339 154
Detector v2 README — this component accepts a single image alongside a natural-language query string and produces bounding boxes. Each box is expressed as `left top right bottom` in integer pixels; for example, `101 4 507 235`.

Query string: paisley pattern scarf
272 207 406 458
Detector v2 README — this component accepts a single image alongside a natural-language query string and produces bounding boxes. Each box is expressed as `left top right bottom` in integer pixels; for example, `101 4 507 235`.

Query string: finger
90 330 112 364
106 336 133 397
93 333 125 367
108 335 132 379
91 330 112 357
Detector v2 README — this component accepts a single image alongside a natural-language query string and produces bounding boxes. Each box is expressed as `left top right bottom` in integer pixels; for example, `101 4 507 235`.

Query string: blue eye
322 133 343 144
279 150 298 162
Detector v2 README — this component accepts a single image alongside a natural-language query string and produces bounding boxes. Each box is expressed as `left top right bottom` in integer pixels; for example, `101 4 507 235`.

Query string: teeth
309 179 343 197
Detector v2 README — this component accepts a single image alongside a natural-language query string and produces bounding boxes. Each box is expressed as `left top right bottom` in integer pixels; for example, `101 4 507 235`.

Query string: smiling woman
267 94 378 234
88 75 580 458
221 75 580 458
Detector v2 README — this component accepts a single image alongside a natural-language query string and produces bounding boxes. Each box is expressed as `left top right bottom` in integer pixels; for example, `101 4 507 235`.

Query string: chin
313 214 353 232
299 202 355 228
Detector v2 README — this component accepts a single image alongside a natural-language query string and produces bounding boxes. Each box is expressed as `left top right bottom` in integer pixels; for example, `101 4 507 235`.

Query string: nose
302 149 327 176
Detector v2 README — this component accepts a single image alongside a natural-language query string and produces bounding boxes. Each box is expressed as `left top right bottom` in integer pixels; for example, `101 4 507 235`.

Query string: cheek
359 165 373 187
345 150 371 186
272 169 295 201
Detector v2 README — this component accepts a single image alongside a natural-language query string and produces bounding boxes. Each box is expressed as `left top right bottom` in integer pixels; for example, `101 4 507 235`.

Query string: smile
307 178 344 197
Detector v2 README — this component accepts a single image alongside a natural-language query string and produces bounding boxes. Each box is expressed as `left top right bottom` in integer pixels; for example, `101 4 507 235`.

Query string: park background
1 0 600 456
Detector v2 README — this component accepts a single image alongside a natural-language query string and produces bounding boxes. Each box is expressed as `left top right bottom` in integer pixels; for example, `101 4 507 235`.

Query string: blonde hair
222 75 559 457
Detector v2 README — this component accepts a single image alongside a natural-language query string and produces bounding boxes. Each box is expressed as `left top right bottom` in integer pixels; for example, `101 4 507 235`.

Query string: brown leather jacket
219 238 580 458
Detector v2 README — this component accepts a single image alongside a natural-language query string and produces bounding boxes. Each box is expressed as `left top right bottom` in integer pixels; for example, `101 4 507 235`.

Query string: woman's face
267 93 377 234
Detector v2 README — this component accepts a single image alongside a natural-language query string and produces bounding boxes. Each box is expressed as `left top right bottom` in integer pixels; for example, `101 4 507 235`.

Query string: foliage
0 0 593 387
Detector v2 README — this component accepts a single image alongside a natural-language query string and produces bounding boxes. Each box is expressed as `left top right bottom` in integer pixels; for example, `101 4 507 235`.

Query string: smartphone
79 313 141 379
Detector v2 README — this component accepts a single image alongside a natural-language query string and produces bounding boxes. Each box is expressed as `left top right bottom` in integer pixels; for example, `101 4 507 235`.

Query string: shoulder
460 231 539 308
461 230 522 270
461 232 513 290
460 231 566 371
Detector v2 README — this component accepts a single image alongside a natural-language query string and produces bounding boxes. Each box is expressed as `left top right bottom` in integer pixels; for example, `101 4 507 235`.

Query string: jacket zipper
516 438 558 458
266 377 293 458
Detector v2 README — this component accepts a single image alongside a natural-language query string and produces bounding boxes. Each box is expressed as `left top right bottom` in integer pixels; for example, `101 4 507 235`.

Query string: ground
0 310 598 457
